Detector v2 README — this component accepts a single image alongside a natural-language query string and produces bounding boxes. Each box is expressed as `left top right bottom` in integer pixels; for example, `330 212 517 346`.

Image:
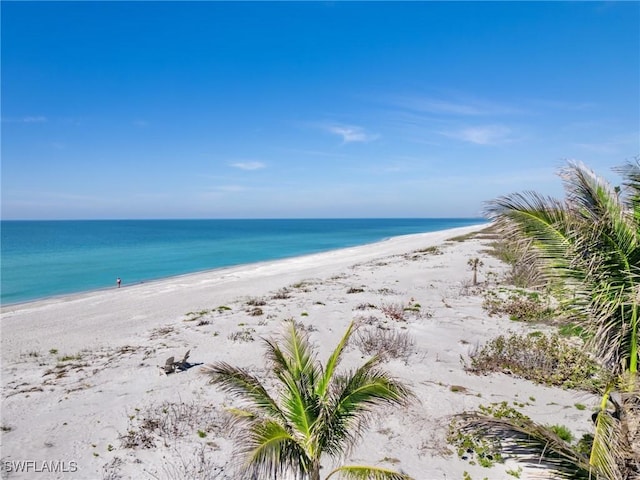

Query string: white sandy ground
0 225 598 480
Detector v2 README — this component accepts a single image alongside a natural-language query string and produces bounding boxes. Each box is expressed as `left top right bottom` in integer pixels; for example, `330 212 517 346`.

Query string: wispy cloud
440 125 514 145
527 98 595 112
214 185 246 192
388 95 522 116
229 161 266 171
572 132 639 155
133 119 149 127
23 115 48 123
2 115 48 123
200 185 247 198
322 124 379 143
7 190 107 203
279 148 351 160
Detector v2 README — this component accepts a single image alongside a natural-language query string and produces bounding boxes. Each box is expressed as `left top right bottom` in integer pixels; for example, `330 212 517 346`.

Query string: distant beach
0 218 485 304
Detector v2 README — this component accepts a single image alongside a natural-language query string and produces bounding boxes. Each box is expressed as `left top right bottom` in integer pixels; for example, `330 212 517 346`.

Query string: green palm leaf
616 160 640 224
201 362 284 421
590 390 624 480
316 321 355 401
325 465 413 480
320 360 413 458
264 322 324 455
456 413 593 479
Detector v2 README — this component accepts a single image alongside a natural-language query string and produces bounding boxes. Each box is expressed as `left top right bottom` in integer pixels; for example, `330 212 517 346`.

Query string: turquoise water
1 218 485 304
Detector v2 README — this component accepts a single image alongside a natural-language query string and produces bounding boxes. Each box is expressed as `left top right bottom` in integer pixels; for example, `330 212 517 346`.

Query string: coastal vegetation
202 320 414 480
354 328 417 364
466 331 607 391
457 160 640 479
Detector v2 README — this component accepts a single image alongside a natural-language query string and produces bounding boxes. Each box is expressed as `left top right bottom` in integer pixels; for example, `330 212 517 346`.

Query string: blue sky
2 1 638 220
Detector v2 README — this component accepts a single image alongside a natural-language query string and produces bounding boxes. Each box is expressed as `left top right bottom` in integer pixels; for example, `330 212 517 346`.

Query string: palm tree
468 160 640 479
202 321 414 480
467 257 484 285
486 160 639 377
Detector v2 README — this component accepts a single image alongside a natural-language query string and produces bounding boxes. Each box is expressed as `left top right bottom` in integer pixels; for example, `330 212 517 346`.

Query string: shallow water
1 218 485 304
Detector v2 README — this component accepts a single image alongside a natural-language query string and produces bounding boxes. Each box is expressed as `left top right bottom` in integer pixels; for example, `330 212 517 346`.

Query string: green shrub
558 322 590 340
576 433 594 456
466 332 607 391
184 309 211 322
448 415 503 468
482 288 556 322
549 424 573 443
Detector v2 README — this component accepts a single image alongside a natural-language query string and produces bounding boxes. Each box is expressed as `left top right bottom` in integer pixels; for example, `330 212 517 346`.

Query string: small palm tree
203 321 414 480
467 257 484 285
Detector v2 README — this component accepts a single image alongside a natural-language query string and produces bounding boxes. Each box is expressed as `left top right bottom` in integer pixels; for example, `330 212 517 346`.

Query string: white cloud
527 98 595 112
440 125 513 145
572 132 639 155
22 116 47 123
215 185 246 192
389 95 522 116
2 115 48 123
230 161 266 171
324 124 379 143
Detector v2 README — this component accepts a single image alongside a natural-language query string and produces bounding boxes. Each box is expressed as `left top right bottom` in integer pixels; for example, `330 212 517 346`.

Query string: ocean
0 218 485 305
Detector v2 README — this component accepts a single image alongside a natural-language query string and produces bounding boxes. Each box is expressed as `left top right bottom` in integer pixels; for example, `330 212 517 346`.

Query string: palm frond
614 159 640 221
319 360 413 457
618 386 640 474
201 362 284 420
485 191 582 280
238 418 310 479
265 321 319 383
590 391 624 480
560 161 623 225
456 413 592 479
276 370 318 448
316 321 355 400
325 465 413 480
260 328 320 452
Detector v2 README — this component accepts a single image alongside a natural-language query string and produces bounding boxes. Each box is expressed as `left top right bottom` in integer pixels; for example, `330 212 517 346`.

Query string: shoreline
1 225 487 362
1 218 488 307
1 224 486 311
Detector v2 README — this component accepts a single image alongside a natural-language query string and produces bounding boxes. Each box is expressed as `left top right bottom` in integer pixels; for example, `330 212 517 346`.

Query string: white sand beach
0 225 597 479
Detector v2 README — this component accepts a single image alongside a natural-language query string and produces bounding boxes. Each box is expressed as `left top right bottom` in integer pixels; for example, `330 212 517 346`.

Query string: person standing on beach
116 277 121 288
